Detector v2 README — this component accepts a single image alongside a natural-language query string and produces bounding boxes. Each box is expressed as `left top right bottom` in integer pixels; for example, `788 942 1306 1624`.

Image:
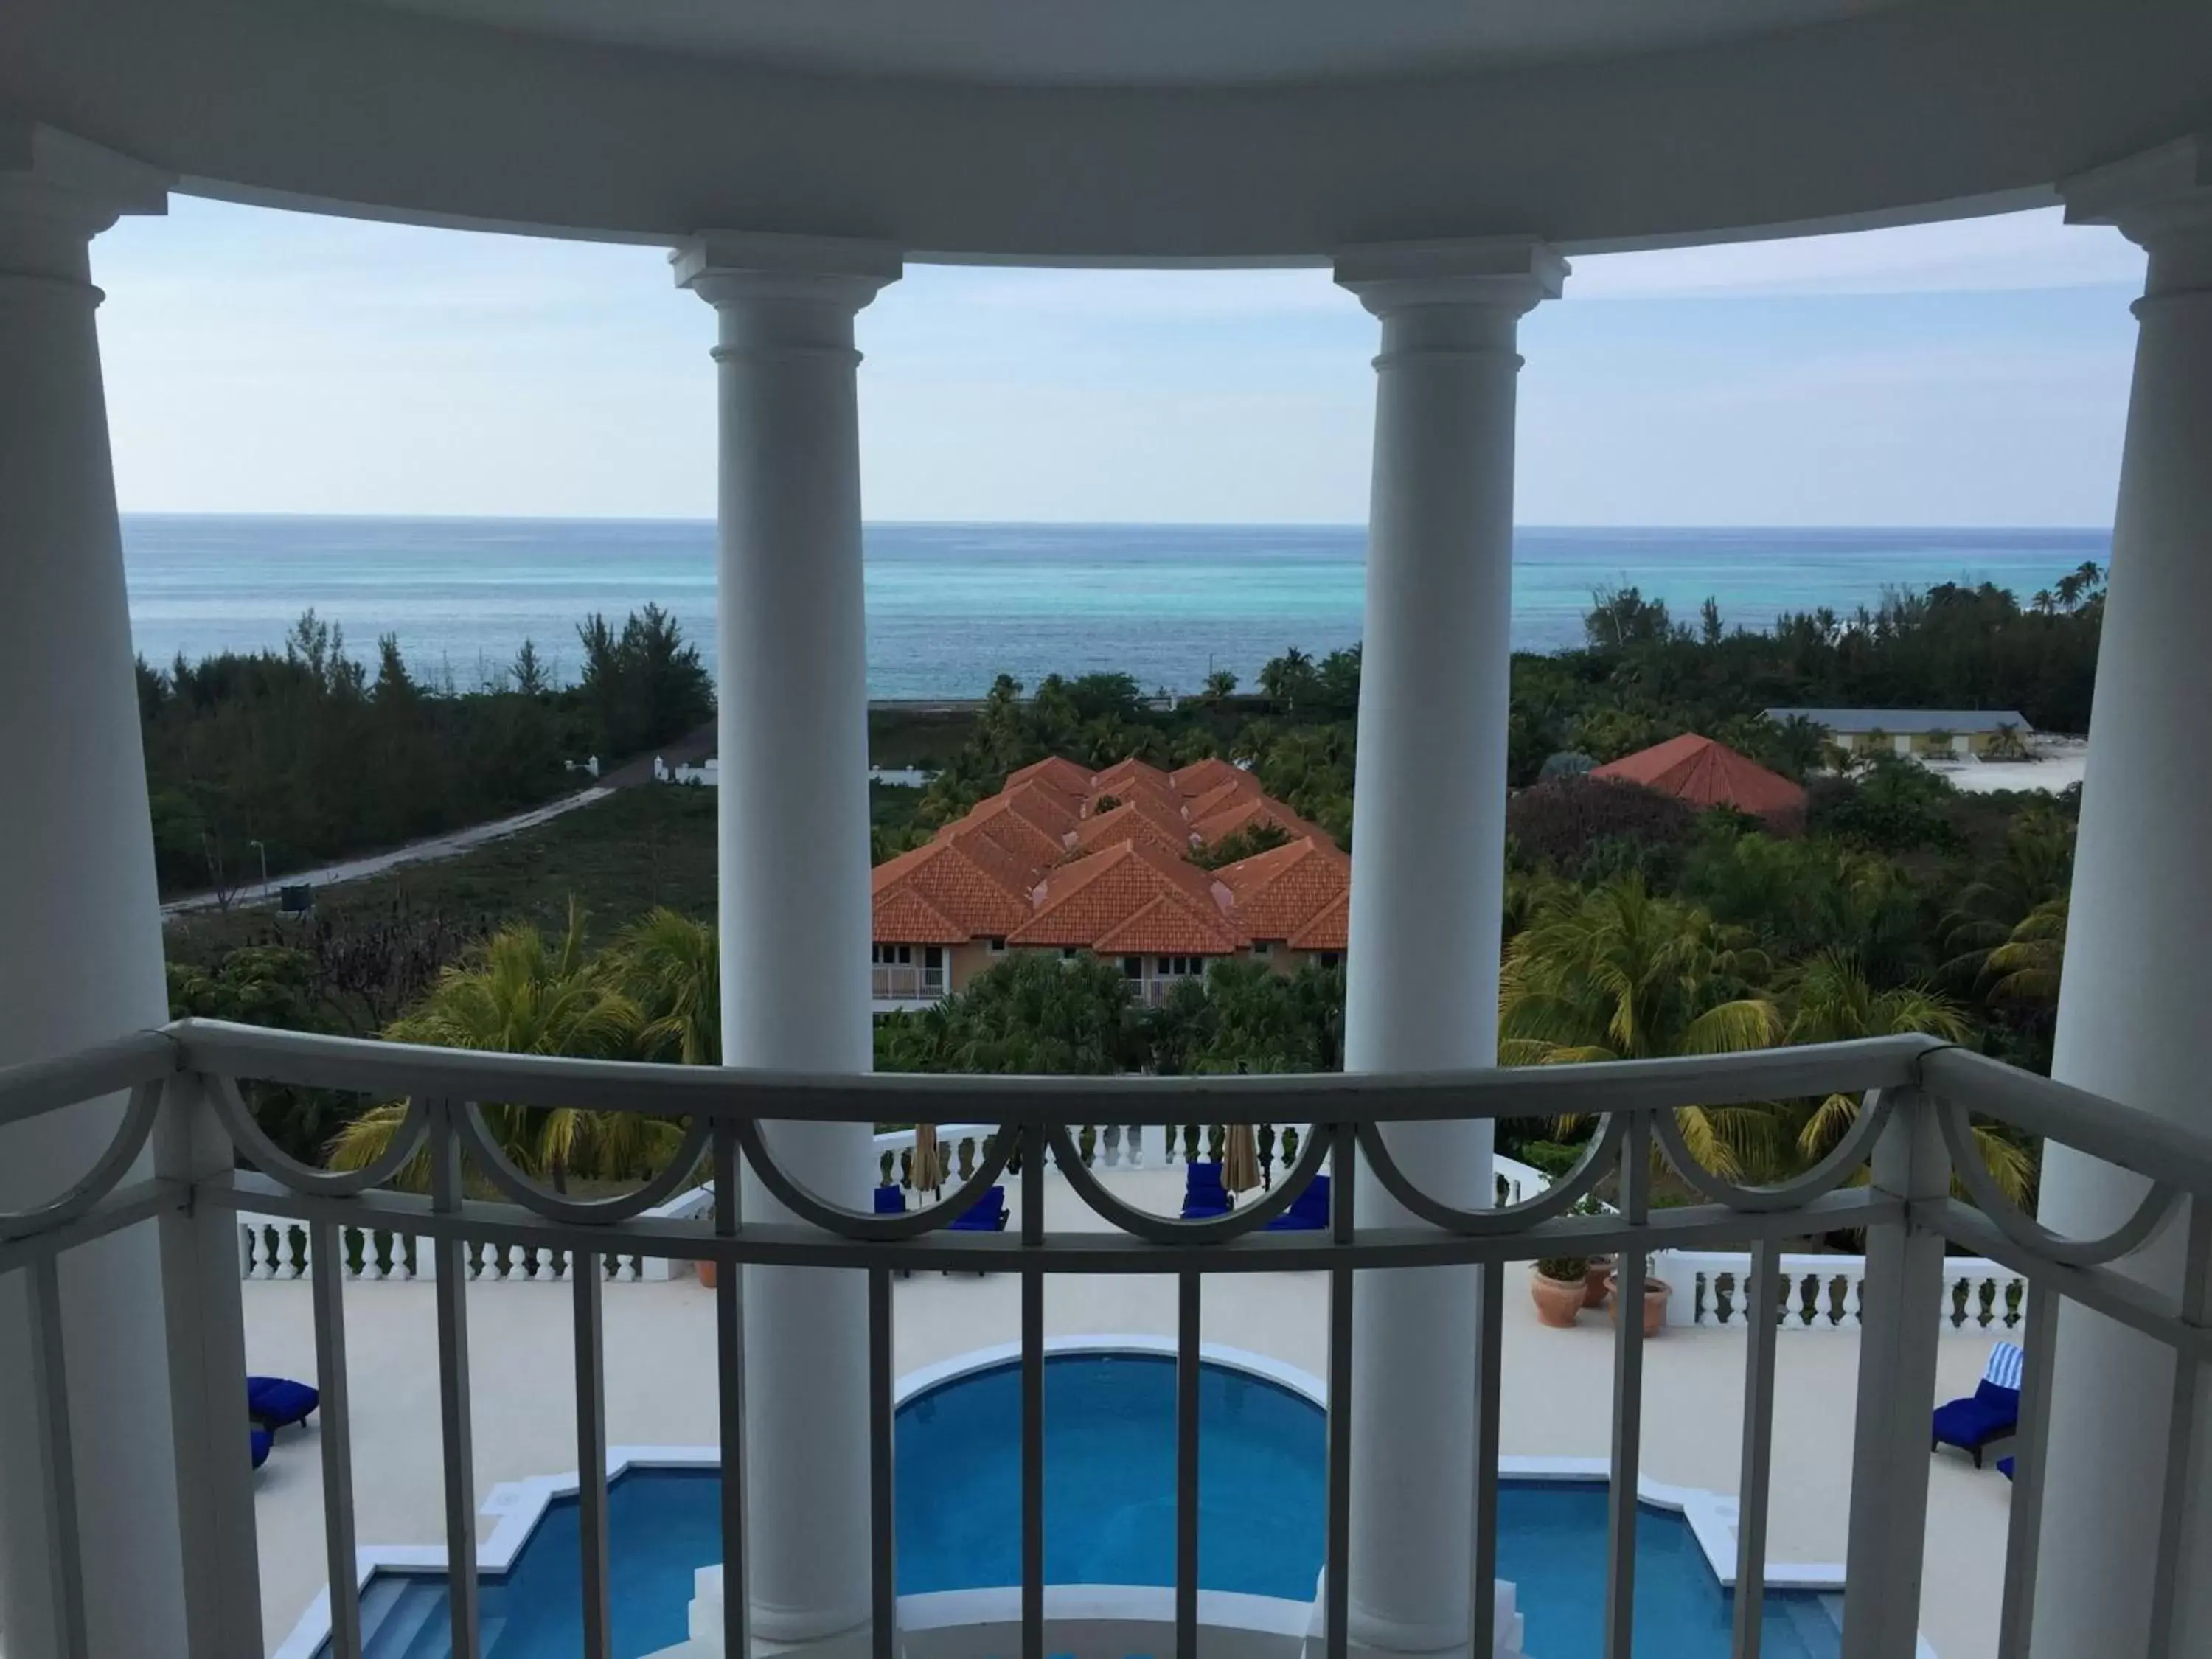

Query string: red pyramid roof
1589 734 1806 819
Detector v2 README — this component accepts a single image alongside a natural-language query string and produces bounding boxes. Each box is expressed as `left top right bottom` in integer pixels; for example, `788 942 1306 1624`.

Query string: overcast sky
92 197 2146 527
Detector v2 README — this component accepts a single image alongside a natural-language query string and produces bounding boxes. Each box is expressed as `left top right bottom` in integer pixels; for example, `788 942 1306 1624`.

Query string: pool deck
243 1166 2018 1659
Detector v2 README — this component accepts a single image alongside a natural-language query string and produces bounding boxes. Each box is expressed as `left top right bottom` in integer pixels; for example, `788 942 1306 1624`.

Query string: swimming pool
322 1351 1840 1658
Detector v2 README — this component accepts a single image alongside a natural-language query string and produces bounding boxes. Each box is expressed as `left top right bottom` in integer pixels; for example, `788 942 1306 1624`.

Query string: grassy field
165 781 942 969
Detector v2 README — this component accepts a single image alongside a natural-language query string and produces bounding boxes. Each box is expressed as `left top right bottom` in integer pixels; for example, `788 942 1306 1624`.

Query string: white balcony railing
3 1020 2208 1659
871 964 946 1001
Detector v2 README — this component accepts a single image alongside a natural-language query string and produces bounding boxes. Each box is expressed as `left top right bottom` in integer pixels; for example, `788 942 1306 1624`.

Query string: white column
0 125 195 1658
676 232 900 1654
1332 238 1565 1659
2035 135 2212 1658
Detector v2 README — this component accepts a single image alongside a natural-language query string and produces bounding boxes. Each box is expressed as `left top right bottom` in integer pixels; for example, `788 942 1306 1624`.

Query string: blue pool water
332 1354 1839 1658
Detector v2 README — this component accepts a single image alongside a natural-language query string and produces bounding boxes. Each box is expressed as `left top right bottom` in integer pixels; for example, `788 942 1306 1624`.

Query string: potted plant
1531 1256 1590 1327
1605 1262 1672 1336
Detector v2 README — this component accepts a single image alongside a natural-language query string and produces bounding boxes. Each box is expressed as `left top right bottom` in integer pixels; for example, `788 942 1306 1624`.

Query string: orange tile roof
872 835 1035 939
1072 793 1194 855
1170 757 1248 797
873 754 1353 960
1288 890 1350 952
1216 837 1351 942
1004 756 1096 799
1590 734 1807 820
1189 791 1326 847
870 885 970 945
1093 891 1248 956
1011 842 1245 952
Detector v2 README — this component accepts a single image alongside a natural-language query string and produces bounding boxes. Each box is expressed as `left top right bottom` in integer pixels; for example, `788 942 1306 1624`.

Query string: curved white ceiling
341 0 1919 87
5 0 2208 260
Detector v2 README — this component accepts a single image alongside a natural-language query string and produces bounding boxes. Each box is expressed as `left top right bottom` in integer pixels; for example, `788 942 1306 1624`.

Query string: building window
1253 940 1273 959
1061 947 1080 961
1122 956 1144 979
872 944 913 966
1318 951 1342 969
988 936 1007 953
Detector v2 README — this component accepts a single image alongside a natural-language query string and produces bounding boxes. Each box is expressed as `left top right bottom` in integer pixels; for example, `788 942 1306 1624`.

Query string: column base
1301 1579 1528 1659
645 1565 888 1659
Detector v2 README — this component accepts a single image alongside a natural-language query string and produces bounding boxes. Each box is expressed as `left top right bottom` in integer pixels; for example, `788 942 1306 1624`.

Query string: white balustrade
1655 1249 2030 1332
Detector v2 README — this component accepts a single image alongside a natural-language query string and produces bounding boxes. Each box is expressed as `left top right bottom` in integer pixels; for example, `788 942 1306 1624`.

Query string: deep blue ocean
119 518 2108 700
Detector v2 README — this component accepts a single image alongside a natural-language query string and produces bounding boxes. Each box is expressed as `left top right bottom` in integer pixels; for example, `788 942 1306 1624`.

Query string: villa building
870 757 1347 1006
6 6 2212 1659
1763 709 2037 759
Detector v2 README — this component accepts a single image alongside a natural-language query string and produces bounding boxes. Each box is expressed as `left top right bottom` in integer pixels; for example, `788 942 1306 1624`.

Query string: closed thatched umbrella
1222 1122 1260 1197
911 1124 947 1195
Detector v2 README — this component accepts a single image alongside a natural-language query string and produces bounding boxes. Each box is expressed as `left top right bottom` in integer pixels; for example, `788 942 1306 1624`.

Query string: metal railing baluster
1175 1267 1202 1659
2146 1198 2212 1658
1731 1238 1781 1659
1022 1121 1047 1659
1994 1279 2056 1659
1324 1123 1354 1659
1470 1257 1504 1659
311 1222 364 1659
574 1248 613 1659
27 1254 89 1659
868 1265 898 1659
1604 1114 1652 1659
1840 1091 1949 1659
713 1118 750 1659
428 1099 482 1659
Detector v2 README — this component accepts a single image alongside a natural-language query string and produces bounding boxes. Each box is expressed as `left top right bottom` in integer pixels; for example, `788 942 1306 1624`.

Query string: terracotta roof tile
1072 793 1193 855
1011 842 1245 950
1183 774 1261 821
1004 756 1096 799
1590 734 1807 820
1216 836 1350 941
1287 890 1350 952
1190 792 1326 847
1093 891 1245 956
1170 757 1248 797
872 836 1034 938
870 886 970 945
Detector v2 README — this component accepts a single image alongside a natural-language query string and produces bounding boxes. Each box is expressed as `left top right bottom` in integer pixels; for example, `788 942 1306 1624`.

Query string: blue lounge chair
1182 1162 1231 1220
947 1185 1008 1232
1264 1174 1332 1231
1997 1455 2016 1481
873 1184 908 1214
250 1427 274 1470
247 1375 320 1433
1932 1342 2025 1467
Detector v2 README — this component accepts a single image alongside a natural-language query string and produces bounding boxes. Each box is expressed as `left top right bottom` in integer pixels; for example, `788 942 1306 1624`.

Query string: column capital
1332 235 1568 319
2062 133 2212 296
671 229 902 312
0 119 169 284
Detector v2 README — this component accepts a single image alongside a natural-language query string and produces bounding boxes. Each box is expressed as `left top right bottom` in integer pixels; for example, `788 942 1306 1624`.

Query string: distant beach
120 518 2110 701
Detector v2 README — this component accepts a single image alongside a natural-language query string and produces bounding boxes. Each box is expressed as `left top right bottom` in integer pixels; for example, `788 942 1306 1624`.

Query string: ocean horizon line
116 510 2117 536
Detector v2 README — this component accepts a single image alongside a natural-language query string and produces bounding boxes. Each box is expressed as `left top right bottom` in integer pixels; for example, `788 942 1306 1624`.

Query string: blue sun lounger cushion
247 1375 321 1432
1181 1162 1232 1220
1264 1174 1332 1231
1931 1342 2024 1468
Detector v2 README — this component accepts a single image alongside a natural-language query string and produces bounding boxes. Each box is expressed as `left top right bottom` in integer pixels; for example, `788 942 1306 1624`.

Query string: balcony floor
243 1165 2015 1658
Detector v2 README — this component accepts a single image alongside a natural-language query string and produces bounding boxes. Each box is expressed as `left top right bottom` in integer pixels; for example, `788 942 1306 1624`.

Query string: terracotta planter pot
697 1259 717 1290
1582 1258 1614 1309
1606 1272 1672 1337
1530 1270 1587 1328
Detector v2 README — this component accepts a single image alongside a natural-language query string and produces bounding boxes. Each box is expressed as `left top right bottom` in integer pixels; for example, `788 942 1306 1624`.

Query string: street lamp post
248 838 268 898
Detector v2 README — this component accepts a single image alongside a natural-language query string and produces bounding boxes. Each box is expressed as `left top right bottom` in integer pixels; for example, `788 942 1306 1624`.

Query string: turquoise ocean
119 518 2109 701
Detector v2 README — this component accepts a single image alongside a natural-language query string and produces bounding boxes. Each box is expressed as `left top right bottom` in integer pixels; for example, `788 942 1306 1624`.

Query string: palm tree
327 902 681 1191
615 908 720 1065
1500 875 1784 1178
1983 897 2067 1008
1781 953 2031 1201
1203 668 1238 703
